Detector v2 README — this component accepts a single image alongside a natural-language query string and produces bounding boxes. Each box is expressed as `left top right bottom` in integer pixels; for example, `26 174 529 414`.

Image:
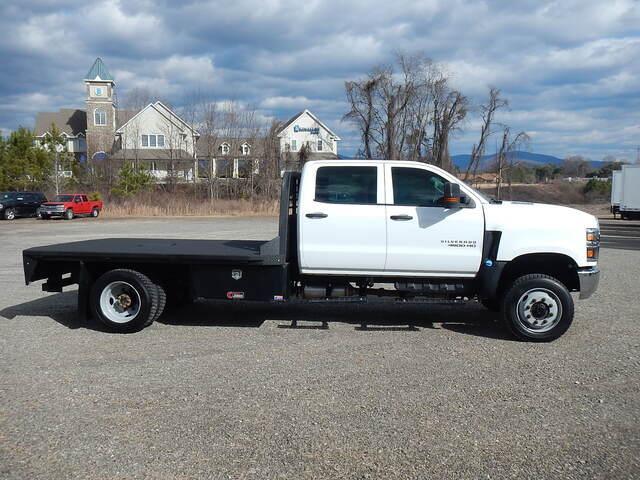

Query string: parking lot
1 216 639 479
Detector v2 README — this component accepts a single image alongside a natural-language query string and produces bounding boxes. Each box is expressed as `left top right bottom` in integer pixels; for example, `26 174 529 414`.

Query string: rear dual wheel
90 269 166 332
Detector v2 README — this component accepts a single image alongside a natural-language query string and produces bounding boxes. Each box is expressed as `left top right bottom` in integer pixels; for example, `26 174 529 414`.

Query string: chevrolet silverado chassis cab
23 161 600 341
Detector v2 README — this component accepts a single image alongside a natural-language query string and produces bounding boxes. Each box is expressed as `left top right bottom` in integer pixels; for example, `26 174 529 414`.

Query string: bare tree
494 127 530 199
464 87 508 181
431 77 468 170
343 54 467 169
344 74 379 159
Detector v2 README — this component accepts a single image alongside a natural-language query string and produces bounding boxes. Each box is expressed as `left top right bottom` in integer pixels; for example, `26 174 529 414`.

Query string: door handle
390 214 413 221
306 212 328 219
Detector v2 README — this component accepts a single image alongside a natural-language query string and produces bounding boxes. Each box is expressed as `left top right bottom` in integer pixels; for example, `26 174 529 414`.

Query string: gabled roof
85 57 114 83
277 109 341 140
35 109 87 137
115 101 200 136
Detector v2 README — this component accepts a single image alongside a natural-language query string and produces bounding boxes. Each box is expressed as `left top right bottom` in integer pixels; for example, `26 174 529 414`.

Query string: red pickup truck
39 194 103 220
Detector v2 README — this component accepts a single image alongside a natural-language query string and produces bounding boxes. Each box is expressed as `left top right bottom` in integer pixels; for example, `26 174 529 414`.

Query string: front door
298 163 387 274
384 165 484 276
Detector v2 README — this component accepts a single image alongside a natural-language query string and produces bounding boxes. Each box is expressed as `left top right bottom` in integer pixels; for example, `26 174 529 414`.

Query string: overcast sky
0 0 638 160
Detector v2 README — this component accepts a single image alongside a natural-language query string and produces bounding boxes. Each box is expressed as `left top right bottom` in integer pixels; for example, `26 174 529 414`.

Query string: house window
141 134 165 148
317 139 323 151
241 144 250 155
220 143 230 155
94 109 106 126
291 139 297 151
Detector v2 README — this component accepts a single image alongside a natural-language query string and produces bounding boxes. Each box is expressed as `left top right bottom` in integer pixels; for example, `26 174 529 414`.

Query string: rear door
24 193 39 216
384 164 484 276
81 195 90 214
298 163 387 274
14 194 27 216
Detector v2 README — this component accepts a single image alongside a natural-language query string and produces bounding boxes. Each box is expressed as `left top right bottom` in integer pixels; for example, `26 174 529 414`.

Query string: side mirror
75 198 81 203
443 182 461 207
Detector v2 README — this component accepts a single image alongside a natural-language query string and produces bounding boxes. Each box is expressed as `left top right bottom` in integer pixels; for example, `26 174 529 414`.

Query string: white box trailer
620 165 640 219
611 170 623 218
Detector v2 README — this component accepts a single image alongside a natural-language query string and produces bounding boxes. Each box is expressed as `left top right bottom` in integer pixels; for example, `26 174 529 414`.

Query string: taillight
586 228 600 261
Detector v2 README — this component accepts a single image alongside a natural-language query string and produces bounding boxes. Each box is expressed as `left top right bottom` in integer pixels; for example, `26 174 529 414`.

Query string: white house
112 101 200 181
277 109 341 158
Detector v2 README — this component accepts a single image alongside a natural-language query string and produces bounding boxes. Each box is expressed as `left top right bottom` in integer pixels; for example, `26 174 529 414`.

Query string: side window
74 195 82 202
81 195 88 202
392 167 446 207
315 166 378 205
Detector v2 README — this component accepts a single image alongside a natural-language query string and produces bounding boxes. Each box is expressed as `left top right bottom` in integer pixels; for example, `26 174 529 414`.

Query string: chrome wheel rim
99 281 141 324
6 210 15 220
92 209 98 217
516 288 562 333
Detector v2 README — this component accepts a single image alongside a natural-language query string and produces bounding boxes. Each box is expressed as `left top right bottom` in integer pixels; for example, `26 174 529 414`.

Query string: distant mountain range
451 151 607 171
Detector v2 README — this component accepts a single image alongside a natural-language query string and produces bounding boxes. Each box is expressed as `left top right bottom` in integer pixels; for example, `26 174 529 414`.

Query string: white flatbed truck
23 160 600 341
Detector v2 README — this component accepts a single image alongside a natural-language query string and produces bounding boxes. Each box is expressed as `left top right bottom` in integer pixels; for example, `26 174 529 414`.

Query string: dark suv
0 192 48 220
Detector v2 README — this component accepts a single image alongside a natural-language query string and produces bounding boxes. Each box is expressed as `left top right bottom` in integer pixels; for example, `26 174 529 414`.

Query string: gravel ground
1 217 639 479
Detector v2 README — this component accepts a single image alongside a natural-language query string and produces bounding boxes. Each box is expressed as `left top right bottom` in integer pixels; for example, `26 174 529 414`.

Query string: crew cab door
298 163 387 274
384 165 484 276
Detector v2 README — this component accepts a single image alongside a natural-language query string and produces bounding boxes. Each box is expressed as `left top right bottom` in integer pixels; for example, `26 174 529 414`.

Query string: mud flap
77 262 93 322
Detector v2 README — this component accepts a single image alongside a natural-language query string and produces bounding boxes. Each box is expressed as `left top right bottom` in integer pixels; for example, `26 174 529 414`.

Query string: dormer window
219 143 230 155
94 109 106 126
241 143 250 155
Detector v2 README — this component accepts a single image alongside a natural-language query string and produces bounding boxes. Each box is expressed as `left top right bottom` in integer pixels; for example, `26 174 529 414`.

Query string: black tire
91 208 100 218
153 283 167 322
501 274 574 342
3 208 16 220
90 269 159 332
64 209 74 220
480 297 501 312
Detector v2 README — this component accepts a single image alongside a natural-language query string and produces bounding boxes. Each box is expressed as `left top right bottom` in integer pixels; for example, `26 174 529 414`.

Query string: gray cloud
0 0 639 160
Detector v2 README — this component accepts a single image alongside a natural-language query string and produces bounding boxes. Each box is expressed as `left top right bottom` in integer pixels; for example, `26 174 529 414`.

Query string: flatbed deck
23 237 283 265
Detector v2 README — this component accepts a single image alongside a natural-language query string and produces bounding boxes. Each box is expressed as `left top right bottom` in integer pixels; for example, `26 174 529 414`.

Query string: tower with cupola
84 57 116 161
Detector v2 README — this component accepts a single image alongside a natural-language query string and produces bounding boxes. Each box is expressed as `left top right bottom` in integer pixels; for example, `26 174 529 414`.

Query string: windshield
54 195 74 202
457 180 493 203
1 192 17 200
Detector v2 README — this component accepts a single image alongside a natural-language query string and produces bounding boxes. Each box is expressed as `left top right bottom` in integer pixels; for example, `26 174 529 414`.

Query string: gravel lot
1 217 639 479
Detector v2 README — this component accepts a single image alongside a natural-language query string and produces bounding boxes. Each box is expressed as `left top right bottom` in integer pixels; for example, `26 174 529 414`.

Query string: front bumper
578 267 600 299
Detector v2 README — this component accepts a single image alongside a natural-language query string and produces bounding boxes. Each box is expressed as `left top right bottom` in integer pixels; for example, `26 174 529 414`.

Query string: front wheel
90 269 160 332
3 208 16 220
64 208 74 220
501 274 574 342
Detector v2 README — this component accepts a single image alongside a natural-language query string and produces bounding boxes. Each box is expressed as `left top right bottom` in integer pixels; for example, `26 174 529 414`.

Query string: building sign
293 125 320 135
